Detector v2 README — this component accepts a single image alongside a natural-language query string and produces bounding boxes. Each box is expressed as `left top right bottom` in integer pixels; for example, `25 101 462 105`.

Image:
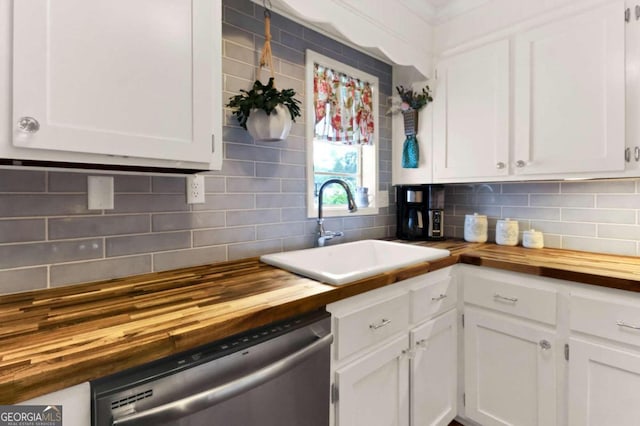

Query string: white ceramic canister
496 218 519 246
523 229 544 249
464 213 488 243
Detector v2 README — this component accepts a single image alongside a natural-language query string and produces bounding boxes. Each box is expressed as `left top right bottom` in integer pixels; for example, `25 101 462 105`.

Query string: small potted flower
226 78 302 142
396 85 433 136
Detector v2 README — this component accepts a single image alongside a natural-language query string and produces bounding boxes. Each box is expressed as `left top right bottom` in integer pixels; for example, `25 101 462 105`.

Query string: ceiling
402 0 490 23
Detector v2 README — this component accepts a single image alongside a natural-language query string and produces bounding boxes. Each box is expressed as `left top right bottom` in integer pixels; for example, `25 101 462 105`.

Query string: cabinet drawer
571 290 640 347
462 267 557 325
410 273 457 324
334 292 409 361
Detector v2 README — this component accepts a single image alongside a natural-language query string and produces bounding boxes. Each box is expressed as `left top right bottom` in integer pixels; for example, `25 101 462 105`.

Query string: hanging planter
395 85 433 168
246 104 293 142
225 4 301 142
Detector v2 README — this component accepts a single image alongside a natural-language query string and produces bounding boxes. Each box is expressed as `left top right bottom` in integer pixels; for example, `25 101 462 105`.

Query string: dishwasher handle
112 333 334 426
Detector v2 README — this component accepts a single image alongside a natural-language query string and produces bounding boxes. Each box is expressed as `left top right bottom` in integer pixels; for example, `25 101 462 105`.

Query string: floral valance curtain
313 63 374 145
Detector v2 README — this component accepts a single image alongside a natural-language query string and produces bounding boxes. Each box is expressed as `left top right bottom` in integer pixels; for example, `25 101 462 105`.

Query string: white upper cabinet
433 39 510 181
513 1 625 175
626 0 640 171
4 0 222 171
428 0 628 182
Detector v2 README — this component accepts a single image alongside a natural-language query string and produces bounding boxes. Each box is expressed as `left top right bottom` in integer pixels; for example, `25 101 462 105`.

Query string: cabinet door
335 334 409 426
626 0 640 171
433 39 510 180
410 309 457 426
12 0 220 167
464 308 557 426
569 338 640 426
513 1 624 175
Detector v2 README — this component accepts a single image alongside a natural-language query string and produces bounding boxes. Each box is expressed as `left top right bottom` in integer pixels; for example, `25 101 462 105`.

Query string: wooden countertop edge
459 253 640 292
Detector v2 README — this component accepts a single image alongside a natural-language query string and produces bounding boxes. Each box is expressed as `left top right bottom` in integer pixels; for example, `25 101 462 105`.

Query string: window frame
305 49 380 219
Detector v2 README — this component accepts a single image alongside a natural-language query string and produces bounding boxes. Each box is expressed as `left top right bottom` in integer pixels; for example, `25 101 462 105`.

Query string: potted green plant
226 78 302 142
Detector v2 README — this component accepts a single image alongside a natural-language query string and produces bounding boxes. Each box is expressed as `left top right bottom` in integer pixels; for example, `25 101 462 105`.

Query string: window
305 50 379 218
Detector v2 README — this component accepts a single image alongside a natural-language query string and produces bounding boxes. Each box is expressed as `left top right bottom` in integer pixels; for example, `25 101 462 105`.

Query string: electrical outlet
186 175 206 204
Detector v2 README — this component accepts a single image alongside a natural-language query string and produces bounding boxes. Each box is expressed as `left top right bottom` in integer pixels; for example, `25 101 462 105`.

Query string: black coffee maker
396 184 445 240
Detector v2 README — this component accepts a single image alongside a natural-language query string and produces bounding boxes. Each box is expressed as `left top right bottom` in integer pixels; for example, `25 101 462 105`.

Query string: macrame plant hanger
258 0 275 84
245 0 293 142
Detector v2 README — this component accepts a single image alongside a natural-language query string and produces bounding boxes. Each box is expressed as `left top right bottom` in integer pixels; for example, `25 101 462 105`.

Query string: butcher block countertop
2 239 640 404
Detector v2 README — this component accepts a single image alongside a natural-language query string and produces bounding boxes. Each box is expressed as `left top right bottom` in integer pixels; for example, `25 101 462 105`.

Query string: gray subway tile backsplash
446 181 640 256
0 194 90 217
561 208 636 224
0 170 46 192
0 239 103 269
106 232 191 257
0 267 48 294
153 246 227 272
152 212 225 232
0 219 46 243
50 255 152 287
49 215 150 239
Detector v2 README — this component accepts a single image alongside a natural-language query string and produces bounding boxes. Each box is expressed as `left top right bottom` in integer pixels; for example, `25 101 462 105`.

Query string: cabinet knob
626 147 632 163
635 146 640 162
496 162 506 170
539 340 551 350
17 117 40 133
516 160 526 168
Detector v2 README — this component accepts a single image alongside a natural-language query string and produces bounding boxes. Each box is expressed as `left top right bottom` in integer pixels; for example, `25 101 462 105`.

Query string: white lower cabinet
329 264 640 426
568 286 640 426
335 334 410 426
411 309 457 426
327 267 457 426
569 338 640 426
460 265 559 426
464 308 557 426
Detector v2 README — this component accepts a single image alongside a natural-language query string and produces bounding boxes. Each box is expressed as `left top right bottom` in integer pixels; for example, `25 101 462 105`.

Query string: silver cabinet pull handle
636 4 640 20
626 147 631 162
539 340 551 350
635 146 640 162
494 293 518 303
431 294 447 301
496 162 506 169
369 318 391 330
17 116 40 133
617 320 640 330
515 160 526 168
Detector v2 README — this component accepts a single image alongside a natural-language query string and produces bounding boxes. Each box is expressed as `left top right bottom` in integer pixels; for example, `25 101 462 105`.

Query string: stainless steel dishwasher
91 309 332 426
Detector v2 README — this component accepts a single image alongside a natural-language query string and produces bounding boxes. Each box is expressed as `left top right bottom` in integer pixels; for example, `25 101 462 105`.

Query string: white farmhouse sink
260 240 450 286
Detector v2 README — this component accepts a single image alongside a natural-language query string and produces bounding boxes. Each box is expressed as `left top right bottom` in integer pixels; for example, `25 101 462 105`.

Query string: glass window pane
313 141 359 174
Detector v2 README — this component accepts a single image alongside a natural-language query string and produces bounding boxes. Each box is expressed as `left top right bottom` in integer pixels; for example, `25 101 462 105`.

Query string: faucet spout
317 179 358 221
316 179 357 247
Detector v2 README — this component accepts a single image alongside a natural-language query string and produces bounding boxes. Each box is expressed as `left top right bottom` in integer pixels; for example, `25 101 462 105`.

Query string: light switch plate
377 190 389 208
87 176 114 210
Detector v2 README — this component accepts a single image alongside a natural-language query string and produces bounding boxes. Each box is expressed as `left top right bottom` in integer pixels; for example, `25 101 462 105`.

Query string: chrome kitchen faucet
316 179 357 247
